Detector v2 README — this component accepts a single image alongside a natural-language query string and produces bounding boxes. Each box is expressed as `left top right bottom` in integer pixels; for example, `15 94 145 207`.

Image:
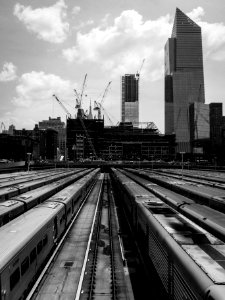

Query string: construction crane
52 94 72 118
0 122 6 133
94 101 114 125
74 74 87 118
77 116 97 159
73 74 97 158
94 81 112 119
136 58 145 79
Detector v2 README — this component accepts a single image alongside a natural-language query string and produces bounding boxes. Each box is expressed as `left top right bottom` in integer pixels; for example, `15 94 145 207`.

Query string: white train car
0 201 65 300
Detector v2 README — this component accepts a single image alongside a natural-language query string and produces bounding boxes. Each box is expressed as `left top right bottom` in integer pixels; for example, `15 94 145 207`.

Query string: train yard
1 167 225 299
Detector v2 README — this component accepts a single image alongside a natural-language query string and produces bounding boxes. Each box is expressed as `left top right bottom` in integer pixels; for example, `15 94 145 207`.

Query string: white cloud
0 62 17 82
187 6 205 22
12 71 75 108
187 7 225 61
73 20 94 31
62 7 225 82
14 0 69 43
63 10 172 81
72 6 81 15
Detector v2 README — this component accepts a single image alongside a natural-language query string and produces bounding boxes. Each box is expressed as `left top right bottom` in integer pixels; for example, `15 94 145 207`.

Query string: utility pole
180 152 185 180
27 153 31 172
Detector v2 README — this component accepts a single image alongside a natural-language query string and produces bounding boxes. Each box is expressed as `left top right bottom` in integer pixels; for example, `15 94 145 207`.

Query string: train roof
0 200 23 213
0 201 64 270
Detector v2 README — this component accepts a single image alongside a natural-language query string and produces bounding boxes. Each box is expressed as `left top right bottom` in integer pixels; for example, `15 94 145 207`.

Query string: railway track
26 173 132 300
79 174 120 299
3 167 225 299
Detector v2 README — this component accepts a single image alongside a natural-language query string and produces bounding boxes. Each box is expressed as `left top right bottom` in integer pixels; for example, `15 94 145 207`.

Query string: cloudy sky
1 0 225 133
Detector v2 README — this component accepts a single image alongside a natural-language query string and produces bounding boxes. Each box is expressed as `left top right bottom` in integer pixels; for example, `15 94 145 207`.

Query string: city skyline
1 1 225 132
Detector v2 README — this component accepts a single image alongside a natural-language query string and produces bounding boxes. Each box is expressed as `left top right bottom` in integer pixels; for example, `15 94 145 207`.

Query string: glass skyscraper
121 74 139 125
165 8 205 152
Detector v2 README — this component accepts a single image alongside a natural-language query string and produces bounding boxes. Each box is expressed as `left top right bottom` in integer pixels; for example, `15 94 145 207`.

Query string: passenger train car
111 168 225 300
0 169 92 227
0 168 99 300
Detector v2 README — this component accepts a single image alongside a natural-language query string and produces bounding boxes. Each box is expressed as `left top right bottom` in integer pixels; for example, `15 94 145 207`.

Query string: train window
2 214 10 225
10 267 20 290
54 217 58 239
21 257 29 276
67 207 71 214
37 240 43 254
60 214 65 225
30 248 36 263
43 235 48 247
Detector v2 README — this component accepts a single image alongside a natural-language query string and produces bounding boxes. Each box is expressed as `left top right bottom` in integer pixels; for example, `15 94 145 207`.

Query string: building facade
67 118 104 161
39 117 66 158
66 118 175 161
121 74 139 125
165 8 205 153
209 103 223 147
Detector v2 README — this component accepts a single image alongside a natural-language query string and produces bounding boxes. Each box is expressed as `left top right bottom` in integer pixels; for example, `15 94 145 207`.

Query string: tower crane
94 101 114 125
74 74 87 118
73 74 97 158
94 81 112 119
52 94 72 118
77 116 97 159
0 122 6 133
136 58 145 79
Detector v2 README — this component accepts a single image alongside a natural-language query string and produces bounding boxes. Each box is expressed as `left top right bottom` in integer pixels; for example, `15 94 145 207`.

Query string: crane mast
0 122 6 133
77 115 97 159
94 81 112 120
136 58 145 79
74 74 88 119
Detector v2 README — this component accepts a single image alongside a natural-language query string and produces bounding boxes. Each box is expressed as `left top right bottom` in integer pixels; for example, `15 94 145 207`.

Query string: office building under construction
66 117 175 161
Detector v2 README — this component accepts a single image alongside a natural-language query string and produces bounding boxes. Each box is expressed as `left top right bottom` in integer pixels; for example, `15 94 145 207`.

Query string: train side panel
0 202 65 300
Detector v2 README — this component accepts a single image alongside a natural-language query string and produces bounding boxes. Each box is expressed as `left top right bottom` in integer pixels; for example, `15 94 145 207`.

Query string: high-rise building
165 8 205 152
121 74 139 125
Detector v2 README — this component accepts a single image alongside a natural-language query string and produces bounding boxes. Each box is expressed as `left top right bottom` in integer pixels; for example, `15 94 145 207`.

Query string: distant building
39 117 66 158
209 103 223 146
39 128 58 161
121 74 139 125
13 125 58 161
165 8 205 153
0 133 33 161
66 118 175 161
8 124 15 135
67 118 104 161
100 122 175 161
189 103 209 141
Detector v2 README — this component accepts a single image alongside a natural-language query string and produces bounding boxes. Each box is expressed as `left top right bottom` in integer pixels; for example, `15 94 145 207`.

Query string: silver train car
0 169 92 227
0 168 99 300
111 168 225 300
120 168 225 244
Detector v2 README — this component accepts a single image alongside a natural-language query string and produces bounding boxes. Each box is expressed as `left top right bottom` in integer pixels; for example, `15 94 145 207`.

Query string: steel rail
26 177 98 300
